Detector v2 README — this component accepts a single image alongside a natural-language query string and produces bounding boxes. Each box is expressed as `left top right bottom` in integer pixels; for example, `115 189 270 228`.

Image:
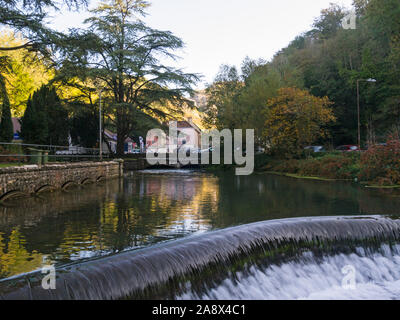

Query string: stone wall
123 158 150 171
0 160 123 201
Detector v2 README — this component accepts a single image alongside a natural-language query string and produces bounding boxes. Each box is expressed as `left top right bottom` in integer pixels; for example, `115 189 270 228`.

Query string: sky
52 0 355 88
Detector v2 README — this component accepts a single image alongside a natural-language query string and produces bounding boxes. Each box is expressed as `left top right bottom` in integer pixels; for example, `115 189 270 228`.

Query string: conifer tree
59 0 199 155
21 85 68 145
47 87 69 146
0 93 14 142
20 90 47 144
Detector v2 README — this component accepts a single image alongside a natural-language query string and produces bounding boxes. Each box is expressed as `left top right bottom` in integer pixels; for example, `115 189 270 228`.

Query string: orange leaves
264 87 335 157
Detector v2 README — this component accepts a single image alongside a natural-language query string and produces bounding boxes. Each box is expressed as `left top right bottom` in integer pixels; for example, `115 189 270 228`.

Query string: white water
179 245 400 300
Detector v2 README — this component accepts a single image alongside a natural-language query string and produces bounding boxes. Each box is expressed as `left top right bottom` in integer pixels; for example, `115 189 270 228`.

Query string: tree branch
0 41 35 51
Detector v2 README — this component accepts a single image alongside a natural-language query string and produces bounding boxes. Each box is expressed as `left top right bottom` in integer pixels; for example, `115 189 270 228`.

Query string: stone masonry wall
0 160 123 201
123 158 150 171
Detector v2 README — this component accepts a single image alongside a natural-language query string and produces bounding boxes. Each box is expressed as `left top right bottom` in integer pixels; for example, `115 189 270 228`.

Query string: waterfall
180 244 400 300
1 216 400 300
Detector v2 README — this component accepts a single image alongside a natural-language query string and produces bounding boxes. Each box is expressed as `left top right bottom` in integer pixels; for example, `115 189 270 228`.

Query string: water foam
179 244 400 300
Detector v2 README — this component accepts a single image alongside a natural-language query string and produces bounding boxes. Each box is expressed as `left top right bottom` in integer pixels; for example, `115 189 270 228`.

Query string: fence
0 142 109 165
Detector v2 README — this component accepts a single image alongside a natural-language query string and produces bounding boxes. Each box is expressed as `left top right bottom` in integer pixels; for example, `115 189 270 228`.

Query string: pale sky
52 0 355 88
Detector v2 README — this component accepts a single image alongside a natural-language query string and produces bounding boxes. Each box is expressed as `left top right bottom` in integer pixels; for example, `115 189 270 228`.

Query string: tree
202 1 399 149
203 65 243 130
264 87 335 157
0 31 52 116
46 87 69 146
236 63 288 146
0 92 13 142
0 0 87 55
20 85 68 145
0 55 14 142
311 4 347 40
20 92 47 144
203 58 295 147
70 107 99 148
57 0 199 155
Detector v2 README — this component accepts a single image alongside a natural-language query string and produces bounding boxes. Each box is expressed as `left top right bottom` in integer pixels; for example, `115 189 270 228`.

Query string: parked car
304 146 326 153
256 146 266 154
335 145 360 152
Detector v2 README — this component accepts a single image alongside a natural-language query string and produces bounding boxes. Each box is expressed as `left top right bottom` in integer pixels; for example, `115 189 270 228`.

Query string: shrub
0 144 26 163
359 136 400 185
270 152 360 180
273 159 301 173
254 153 273 170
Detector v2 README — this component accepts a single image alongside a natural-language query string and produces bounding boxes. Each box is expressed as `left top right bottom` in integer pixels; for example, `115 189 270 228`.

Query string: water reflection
0 170 399 279
0 228 43 279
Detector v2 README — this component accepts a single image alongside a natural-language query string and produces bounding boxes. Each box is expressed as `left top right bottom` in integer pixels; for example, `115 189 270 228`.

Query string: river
1 170 400 299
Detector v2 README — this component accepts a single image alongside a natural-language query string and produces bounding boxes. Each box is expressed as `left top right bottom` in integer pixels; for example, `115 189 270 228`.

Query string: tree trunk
116 111 126 157
116 136 125 156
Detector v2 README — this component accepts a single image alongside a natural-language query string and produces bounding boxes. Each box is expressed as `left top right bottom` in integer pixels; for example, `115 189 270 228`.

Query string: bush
254 153 273 170
272 159 301 174
301 154 359 179
270 152 360 180
0 144 26 163
359 137 400 185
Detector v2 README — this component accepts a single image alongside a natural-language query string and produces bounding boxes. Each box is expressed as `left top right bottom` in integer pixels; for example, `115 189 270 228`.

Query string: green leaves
204 59 288 146
275 0 400 145
0 91 13 142
20 85 69 145
0 0 87 58
57 0 199 155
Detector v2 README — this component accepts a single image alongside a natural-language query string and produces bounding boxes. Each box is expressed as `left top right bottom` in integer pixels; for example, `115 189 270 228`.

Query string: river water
1 170 400 299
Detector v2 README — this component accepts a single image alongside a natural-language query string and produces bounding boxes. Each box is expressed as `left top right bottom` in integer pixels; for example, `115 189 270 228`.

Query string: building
146 118 202 153
103 129 137 154
175 119 202 149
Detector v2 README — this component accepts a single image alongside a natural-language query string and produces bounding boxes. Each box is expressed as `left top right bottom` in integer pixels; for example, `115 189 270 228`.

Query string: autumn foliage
359 136 400 185
265 153 360 180
264 88 335 157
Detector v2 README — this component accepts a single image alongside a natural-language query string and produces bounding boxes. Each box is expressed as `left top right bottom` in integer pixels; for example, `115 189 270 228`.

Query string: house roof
176 119 202 133
104 129 117 141
104 129 133 143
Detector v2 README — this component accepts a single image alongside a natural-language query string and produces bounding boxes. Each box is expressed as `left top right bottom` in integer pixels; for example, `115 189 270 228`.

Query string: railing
0 141 110 165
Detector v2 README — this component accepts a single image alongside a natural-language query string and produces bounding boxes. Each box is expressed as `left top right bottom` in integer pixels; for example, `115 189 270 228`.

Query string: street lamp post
356 78 376 150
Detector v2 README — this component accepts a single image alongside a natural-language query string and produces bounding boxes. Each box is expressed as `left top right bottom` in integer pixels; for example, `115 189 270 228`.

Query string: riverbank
257 153 359 178
260 171 349 182
255 146 400 189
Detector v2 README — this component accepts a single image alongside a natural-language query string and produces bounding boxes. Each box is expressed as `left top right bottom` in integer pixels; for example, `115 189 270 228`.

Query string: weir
1 215 400 300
